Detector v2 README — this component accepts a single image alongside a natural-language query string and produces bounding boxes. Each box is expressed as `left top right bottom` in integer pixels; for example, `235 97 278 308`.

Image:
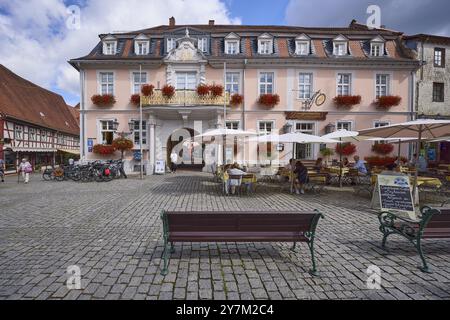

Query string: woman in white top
18 158 32 183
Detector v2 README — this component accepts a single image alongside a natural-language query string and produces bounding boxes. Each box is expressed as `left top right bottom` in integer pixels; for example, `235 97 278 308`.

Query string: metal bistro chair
227 174 242 196
240 174 256 195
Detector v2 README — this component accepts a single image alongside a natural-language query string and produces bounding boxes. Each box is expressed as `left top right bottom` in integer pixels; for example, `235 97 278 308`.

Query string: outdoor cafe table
370 174 442 188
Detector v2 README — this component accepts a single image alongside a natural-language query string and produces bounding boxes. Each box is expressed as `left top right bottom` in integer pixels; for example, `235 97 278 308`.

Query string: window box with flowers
333 95 361 108
364 156 397 168
374 95 401 109
258 94 280 108
196 84 210 97
141 84 154 97
209 84 224 97
371 143 394 155
230 93 244 107
161 85 175 99
335 142 356 156
93 144 116 155
91 94 116 106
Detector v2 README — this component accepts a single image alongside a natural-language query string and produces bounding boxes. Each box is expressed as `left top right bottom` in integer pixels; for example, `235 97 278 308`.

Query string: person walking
18 158 32 184
293 161 309 195
170 150 178 173
0 158 5 182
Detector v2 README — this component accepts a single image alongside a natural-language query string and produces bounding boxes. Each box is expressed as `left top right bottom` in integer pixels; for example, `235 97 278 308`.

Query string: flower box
130 94 140 105
92 144 116 155
230 94 244 107
335 142 356 156
371 143 394 155
258 94 280 108
91 94 116 106
209 84 224 97
161 85 175 99
333 95 361 108
364 156 397 167
375 95 401 109
196 84 210 97
141 84 154 97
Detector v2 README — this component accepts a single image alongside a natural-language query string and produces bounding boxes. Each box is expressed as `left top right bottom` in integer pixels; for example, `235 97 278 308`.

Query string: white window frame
333 42 347 56
135 41 149 55
294 121 317 160
298 72 313 99
29 127 36 141
336 73 352 96
175 71 198 90
225 71 241 94
198 37 208 53
257 120 275 135
130 71 148 94
374 120 391 128
370 43 384 57
225 40 239 54
295 41 310 55
336 120 354 131
103 41 117 55
98 119 116 145
167 38 176 52
375 73 391 98
258 39 273 55
131 119 148 147
258 71 275 95
226 120 240 130
97 71 115 95
14 125 22 140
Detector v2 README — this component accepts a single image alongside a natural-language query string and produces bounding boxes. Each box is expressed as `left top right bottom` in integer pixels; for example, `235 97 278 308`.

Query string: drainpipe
242 59 247 166
80 67 86 161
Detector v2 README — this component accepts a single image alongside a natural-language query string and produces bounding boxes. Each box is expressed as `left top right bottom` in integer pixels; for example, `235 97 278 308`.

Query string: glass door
295 122 315 160
176 72 197 90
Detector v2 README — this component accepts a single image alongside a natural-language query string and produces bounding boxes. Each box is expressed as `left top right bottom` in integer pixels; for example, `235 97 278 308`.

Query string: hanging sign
87 139 94 153
133 151 142 161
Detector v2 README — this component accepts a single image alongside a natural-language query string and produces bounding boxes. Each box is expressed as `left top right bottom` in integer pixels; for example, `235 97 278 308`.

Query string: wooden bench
160 210 324 276
378 206 450 273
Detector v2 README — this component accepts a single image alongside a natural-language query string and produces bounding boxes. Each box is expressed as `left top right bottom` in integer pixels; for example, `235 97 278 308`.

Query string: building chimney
209 20 215 26
169 17 175 27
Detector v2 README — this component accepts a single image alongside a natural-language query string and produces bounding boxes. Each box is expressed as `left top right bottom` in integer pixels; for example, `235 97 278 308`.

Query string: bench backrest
422 207 450 239
161 211 323 235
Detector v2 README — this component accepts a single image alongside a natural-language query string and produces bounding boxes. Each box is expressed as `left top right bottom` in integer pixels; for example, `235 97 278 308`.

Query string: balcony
141 90 230 106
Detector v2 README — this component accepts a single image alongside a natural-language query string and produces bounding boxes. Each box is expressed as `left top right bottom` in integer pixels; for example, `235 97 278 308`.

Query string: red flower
364 156 397 167
161 85 175 99
335 142 356 156
375 96 401 109
91 94 116 106
196 84 210 97
92 144 116 155
230 93 244 107
209 84 224 97
333 95 361 108
372 143 394 155
141 84 154 97
130 94 140 105
258 94 280 108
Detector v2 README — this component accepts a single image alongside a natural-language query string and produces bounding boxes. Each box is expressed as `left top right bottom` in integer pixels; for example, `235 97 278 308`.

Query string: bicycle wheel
42 170 53 181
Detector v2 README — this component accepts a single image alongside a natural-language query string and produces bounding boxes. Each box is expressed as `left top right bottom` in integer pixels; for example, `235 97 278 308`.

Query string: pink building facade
69 19 419 174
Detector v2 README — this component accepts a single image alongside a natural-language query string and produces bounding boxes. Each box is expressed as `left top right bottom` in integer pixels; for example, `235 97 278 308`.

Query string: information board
155 160 165 174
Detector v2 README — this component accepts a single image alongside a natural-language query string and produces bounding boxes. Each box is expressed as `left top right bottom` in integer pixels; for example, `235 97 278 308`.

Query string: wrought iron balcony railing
141 90 230 106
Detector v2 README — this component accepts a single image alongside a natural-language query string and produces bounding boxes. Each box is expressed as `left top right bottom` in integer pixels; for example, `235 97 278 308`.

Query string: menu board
155 160 165 174
376 174 416 219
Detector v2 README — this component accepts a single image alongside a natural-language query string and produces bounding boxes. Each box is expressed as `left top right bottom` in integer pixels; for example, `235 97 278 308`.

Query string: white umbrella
359 119 450 203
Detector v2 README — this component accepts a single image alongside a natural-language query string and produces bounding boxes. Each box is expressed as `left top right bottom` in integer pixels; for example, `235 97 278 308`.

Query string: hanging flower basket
371 143 394 155
196 84 210 97
130 94 140 105
209 84 224 97
230 93 244 107
161 85 175 99
258 94 280 108
335 142 356 156
91 94 116 106
375 95 401 109
333 95 361 108
141 84 154 97
92 144 116 155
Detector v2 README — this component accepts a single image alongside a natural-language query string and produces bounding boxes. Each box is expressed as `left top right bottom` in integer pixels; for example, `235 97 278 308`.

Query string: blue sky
1 0 449 107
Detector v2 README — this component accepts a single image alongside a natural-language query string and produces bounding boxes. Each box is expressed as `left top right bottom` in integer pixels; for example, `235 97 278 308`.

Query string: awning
57 148 80 155
9 147 57 153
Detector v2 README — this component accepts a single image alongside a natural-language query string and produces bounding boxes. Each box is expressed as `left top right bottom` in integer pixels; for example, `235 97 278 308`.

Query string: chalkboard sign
155 160 165 175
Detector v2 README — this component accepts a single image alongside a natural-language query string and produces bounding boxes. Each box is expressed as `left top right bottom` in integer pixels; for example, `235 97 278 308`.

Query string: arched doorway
166 127 205 171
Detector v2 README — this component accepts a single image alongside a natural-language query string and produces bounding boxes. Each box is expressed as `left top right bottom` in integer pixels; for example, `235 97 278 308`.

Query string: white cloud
0 0 240 102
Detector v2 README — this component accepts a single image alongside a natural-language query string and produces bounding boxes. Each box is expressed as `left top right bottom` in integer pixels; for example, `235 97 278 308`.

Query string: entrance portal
166 128 205 171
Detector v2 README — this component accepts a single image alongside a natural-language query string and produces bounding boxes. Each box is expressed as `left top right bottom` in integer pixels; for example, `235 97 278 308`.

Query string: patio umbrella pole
397 139 401 165
412 126 422 205
339 137 343 188
291 142 295 193
222 134 226 166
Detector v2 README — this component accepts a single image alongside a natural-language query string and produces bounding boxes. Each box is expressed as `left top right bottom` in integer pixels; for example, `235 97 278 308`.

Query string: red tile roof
0 65 79 136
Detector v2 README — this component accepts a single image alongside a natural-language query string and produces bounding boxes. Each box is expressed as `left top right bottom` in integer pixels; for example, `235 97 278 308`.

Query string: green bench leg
161 237 170 276
415 239 432 273
170 242 175 254
290 242 296 251
307 240 319 277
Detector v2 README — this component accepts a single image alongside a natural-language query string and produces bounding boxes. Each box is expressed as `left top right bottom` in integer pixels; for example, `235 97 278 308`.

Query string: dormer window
167 38 176 52
224 32 240 55
135 41 149 55
198 37 208 53
370 36 385 57
332 35 348 56
295 34 310 56
103 41 116 55
258 33 273 55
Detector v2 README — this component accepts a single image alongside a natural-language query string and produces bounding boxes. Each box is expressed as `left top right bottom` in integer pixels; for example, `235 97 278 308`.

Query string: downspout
242 59 247 166
80 66 86 161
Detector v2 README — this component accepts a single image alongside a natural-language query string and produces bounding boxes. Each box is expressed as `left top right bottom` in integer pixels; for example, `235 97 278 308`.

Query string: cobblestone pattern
0 172 449 300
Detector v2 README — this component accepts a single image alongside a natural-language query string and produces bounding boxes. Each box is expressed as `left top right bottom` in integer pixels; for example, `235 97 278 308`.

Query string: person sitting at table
226 165 246 194
418 154 428 173
313 158 326 173
293 161 308 195
342 157 350 167
353 155 368 175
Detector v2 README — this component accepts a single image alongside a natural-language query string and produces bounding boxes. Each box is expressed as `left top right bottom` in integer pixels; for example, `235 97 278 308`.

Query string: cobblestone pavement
0 172 449 300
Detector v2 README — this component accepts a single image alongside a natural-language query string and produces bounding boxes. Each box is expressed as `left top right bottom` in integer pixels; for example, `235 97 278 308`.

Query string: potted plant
91 94 116 106
374 95 401 109
333 95 361 108
320 147 334 165
92 144 116 155
258 93 280 108
196 84 210 97
371 143 394 155
161 85 175 99
230 93 244 107
112 137 134 159
141 84 154 97
335 142 356 156
130 94 140 105
209 84 224 97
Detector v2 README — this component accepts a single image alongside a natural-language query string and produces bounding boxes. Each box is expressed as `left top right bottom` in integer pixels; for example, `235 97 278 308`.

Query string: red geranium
375 95 401 109
92 144 116 155
196 84 210 97
141 84 154 97
258 94 280 108
230 93 244 107
130 94 140 105
91 94 116 106
161 85 175 99
209 84 224 97
335 142 357 156
365 156 397 167
333 95 361 108
372 143 394 155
